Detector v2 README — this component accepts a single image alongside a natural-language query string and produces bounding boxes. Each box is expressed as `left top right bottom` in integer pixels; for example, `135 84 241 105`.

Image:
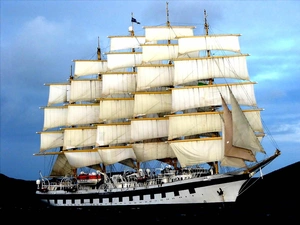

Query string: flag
131 17 140 24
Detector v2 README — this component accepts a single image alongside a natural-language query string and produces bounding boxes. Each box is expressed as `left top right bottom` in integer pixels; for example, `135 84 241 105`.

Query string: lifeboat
77 171 102 186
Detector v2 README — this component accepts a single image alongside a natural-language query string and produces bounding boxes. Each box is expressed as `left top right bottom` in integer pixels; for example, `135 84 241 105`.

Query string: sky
1 0 299 181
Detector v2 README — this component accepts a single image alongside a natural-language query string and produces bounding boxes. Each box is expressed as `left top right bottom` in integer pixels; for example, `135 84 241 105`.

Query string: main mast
166 2 172 64
203 10 219 174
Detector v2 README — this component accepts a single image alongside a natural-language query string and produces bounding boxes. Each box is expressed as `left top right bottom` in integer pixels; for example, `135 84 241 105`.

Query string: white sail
97 146 136 166
34 7 282 210
101 72 136 96
168 110 263 140
130 118 169 142
144 26 195 42
134 92 172 117
73 60 108 77
171 82 257 112
65 150 102 168
221 91 256 164
63 127 97 150
67 104 100 126
43 106 68 131
50 154 75 176
178 34 241 54
230 89 265 154
109 36 145 51
46 83 70 106
142 44 178 63
173 55 250 85
96 122 131 146
70 79 102 103
168 112 222 140
136 64 174 91
132 142 176 162
99 98 134 121
107 52 142 71
39 130 64 152
169 138 223 167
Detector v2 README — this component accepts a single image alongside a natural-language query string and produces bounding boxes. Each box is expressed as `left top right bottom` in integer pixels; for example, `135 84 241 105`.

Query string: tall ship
35 3 280 209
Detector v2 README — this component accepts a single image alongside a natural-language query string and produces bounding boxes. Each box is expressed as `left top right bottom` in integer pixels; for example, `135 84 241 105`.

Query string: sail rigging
35 5 279 185
35 4 280 209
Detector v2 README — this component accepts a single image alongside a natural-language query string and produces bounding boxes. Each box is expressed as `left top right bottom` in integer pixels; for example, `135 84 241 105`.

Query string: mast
130 12 135 36
204 10 211 58
203 10 214 84
166 2 172 62
130 12 136 72
204 9 209 36
97 36 101 60
97 37 102 79
69 64 73 80
166 2 170 27
204 9 218 174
